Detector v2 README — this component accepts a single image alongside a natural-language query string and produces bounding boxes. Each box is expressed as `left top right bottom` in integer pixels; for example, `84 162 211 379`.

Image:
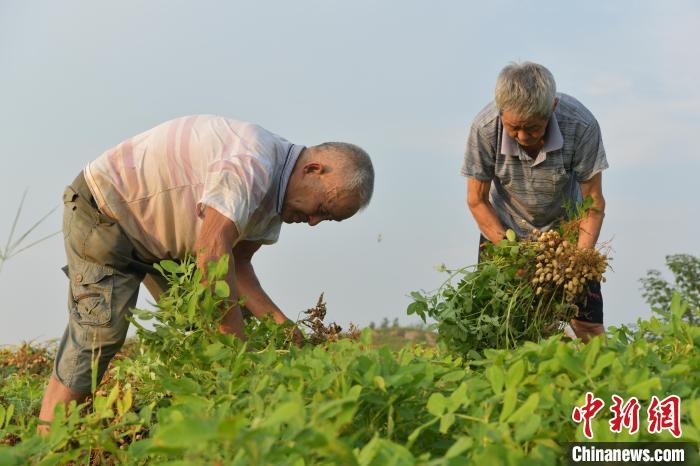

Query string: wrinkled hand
283 322 305 347
36 422 50 436
290 325 305 347
218 307 247 341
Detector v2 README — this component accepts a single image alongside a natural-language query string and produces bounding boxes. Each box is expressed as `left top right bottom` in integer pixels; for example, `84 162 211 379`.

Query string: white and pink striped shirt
84 115 303 260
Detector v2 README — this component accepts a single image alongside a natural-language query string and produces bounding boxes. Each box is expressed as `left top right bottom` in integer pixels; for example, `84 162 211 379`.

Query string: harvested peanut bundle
527 229 609 304
408 200 612 354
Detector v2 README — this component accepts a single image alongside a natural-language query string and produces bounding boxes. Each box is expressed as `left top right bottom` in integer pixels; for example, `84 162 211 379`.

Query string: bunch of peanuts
529 229 608 303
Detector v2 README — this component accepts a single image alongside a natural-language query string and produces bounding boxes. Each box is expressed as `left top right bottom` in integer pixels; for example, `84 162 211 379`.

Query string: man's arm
193 207 245 339
466 177 506 243
233 240 289 324
577 172 606 249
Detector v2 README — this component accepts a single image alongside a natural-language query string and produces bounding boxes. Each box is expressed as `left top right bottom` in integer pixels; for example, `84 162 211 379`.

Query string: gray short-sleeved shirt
461 93 608 237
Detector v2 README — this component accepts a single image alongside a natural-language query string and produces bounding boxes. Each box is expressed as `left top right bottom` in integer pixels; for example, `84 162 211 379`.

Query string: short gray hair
495 61 557 119
315 142 374 209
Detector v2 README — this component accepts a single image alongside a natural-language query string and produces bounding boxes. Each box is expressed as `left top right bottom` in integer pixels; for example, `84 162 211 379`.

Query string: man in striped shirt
38 116 374 429
462 62 608 343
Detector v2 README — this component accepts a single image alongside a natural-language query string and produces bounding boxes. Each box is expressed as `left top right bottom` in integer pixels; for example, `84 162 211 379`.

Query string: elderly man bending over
39 115 374 428
462 62 608 343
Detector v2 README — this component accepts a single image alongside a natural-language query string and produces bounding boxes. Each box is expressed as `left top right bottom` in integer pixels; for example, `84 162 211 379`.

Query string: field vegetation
0 253 698 465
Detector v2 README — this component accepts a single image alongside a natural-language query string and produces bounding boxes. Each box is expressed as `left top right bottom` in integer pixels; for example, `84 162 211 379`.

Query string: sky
1 0 698 345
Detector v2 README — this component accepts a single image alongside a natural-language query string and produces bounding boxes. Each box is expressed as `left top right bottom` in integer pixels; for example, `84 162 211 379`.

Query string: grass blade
8 205 59 253
7 230 61 258
2 189 28 258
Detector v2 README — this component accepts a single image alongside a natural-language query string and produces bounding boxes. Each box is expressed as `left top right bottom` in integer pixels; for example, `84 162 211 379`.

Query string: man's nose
307 216 322 226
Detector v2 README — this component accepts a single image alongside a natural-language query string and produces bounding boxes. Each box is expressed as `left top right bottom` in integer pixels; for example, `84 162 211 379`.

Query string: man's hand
287 325 305 347
570 319 606 344
218 306 246 340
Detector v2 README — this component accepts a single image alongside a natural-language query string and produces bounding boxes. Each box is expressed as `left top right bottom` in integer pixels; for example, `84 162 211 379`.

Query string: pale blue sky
1 1 698 344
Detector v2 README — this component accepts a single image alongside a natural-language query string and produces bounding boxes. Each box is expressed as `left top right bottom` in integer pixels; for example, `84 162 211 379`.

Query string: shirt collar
500 112 564 162
276 144 305 214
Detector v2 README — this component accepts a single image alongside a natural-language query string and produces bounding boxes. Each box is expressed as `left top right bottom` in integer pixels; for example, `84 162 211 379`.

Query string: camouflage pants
53 172 168 393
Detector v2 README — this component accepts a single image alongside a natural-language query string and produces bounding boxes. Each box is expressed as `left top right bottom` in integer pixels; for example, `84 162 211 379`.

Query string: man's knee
53 322 127 393
570 319 606 344
56 263 138 393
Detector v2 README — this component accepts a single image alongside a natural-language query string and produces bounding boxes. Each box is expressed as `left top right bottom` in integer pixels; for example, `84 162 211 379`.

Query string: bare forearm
577 173 606 250
469 201 506 243
466 178 506 243
235 260 287 324
577 208 605 249
193 207 245 338
197 251 245 339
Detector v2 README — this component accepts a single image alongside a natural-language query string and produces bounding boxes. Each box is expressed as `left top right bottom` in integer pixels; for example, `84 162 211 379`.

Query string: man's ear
303 161 324 175
551 97 559 113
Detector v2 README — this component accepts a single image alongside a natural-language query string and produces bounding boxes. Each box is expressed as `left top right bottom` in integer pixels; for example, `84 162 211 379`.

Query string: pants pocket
69 263 114 326
62 185 80 238
62 185 79 205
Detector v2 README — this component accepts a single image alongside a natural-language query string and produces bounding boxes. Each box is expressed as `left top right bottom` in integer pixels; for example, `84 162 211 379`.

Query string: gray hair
495 61 557 119
315 142 374 209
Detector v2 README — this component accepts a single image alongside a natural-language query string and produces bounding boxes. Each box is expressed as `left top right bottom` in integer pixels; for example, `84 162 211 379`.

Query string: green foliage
560 195 595 243
408 234 578 355
640 254 700 324
1 260 699 464
409 196 610 355
562 195 595 221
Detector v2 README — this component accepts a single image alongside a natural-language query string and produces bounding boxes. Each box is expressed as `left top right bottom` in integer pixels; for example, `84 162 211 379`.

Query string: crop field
1 253 699 465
